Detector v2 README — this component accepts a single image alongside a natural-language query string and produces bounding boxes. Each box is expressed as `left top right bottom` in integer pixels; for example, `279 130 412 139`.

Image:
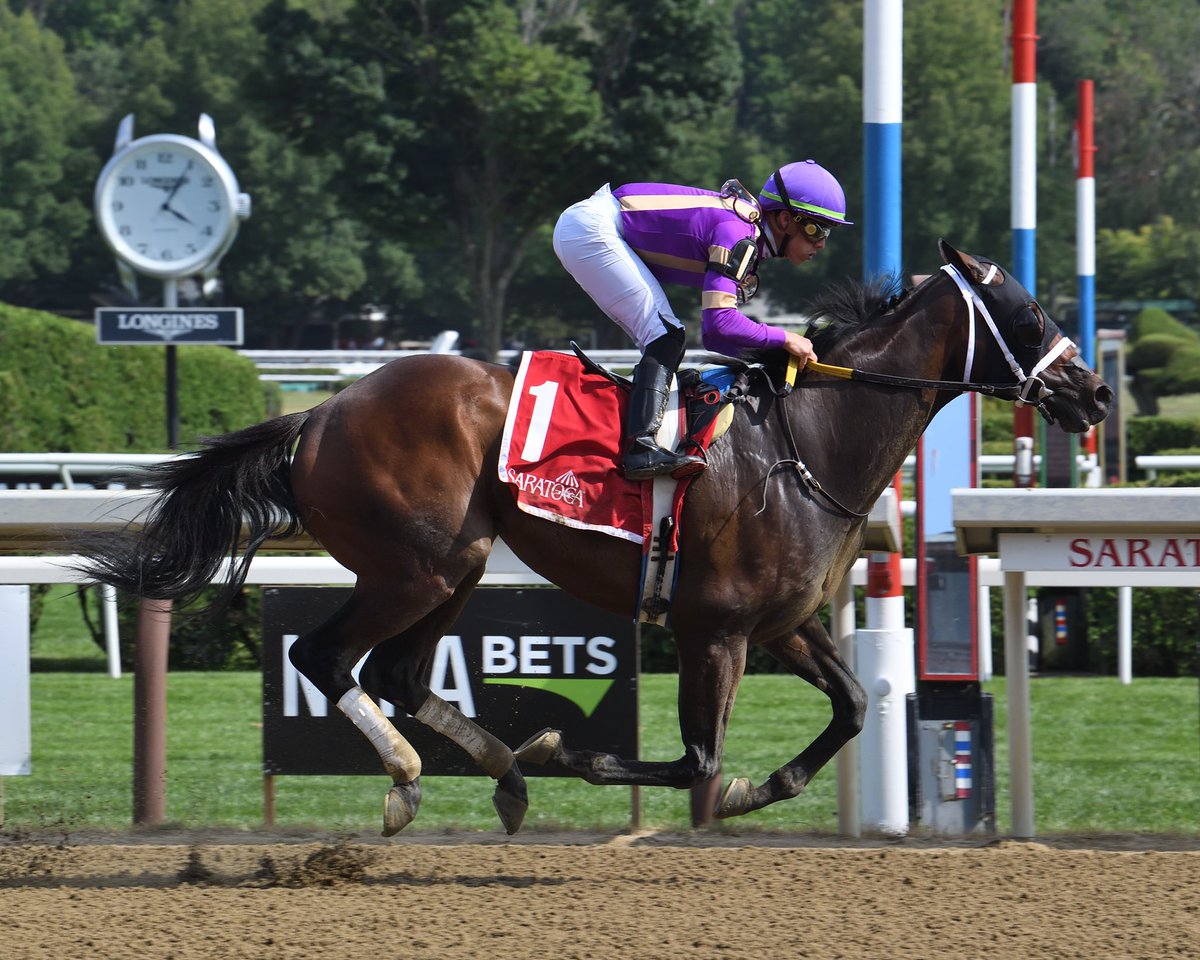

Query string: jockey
553 159 852 480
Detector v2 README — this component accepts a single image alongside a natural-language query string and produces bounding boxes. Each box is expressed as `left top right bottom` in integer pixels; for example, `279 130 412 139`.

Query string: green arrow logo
484 678 614 717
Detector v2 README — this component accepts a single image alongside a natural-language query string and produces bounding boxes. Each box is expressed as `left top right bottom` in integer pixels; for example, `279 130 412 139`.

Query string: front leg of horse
413 693 528 834
714 618 866 820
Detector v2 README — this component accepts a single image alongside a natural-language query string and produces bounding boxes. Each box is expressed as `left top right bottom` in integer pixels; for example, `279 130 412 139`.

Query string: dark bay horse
75 241 1111 835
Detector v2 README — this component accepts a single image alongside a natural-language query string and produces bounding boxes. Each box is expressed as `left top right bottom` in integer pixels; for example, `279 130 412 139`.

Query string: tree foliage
1 0 1198 351
0 6 91 299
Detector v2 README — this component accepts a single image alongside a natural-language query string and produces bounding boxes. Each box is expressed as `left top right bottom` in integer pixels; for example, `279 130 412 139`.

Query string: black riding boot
622 356 706 480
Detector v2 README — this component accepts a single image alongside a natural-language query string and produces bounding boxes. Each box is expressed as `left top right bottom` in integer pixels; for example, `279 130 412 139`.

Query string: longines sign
262 587 638 777
95 307 244 344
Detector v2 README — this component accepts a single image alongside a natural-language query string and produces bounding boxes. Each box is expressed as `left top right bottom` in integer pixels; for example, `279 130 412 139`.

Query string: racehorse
74 241 1111 836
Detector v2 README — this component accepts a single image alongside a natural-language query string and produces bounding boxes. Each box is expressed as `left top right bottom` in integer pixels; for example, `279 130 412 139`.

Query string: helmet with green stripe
758 159 852 226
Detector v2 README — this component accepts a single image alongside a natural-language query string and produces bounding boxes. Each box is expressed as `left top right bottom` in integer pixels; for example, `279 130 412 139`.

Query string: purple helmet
758 160 853 225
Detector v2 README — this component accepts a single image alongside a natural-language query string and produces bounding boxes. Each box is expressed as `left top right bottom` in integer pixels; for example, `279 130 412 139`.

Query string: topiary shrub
1126 307 1200 415
1131 306 1199 342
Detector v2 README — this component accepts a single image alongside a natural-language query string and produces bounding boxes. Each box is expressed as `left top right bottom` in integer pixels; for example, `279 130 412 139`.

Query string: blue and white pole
856 0 913 839
863 0 903 281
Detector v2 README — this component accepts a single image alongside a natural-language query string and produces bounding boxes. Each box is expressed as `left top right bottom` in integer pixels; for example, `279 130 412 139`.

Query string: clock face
95 135 239 278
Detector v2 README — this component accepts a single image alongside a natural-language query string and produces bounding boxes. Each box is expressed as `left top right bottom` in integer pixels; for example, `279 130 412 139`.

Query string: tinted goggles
797 217 831 241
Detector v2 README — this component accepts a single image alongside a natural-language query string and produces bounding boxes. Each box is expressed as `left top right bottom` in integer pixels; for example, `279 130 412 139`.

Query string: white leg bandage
337 687 421 782
415 693 514 780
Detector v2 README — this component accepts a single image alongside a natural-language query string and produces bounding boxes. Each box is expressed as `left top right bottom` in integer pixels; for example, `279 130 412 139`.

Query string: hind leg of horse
714 614 866 819
515 633 747 790
288 578 464 835
358 571 528 835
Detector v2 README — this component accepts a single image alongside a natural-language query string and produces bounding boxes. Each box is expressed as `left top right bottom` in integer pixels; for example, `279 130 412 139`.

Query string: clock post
94 112 251 448
93 113 250 825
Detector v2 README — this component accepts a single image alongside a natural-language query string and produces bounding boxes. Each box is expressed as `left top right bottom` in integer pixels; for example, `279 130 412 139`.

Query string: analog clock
94 114 250 279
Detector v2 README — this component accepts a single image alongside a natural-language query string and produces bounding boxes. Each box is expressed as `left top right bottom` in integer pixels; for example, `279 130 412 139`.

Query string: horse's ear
938 239 988 281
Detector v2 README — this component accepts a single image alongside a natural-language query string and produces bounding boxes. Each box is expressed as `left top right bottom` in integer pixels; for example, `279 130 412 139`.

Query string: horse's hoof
513 728 562 766
382 779 421 837
492 772 529 836
714 777 754 819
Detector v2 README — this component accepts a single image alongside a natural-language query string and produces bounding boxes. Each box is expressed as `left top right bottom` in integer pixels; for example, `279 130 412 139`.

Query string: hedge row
1127 415 1200 471
0 302 273 452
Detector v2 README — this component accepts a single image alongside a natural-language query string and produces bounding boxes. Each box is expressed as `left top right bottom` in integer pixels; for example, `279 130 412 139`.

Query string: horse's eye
1012 304 1044 348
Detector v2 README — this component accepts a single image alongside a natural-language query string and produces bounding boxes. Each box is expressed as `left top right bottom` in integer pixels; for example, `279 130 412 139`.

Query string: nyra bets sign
261 587 637 777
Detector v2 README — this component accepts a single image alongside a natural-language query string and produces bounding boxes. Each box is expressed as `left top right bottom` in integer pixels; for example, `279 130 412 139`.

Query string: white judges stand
953 487 1200 838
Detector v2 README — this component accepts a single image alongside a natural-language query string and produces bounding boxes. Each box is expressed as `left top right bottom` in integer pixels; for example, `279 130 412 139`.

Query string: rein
740 360 873 519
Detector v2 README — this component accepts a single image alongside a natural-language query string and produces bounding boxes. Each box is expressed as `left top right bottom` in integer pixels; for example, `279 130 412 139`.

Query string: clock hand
162 172 187 206
158 171 198 225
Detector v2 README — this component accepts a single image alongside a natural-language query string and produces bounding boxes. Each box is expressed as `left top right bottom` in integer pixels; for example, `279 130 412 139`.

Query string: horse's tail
71 411 311 611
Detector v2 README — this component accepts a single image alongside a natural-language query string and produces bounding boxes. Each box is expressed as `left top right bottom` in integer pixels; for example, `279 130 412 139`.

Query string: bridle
753 262 1083 519
940 263 1075 410
790 262 1079 423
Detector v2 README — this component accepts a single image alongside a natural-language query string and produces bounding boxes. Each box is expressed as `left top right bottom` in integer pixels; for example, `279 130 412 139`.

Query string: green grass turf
3 671 1196 837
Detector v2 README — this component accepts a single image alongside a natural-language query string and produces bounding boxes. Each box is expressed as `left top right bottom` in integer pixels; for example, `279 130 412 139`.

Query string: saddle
568 341 748 459
499 345 776 626
567 344 763 624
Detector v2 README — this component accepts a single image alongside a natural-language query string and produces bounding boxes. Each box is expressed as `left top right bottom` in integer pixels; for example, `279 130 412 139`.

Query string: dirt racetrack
1 830 1198 959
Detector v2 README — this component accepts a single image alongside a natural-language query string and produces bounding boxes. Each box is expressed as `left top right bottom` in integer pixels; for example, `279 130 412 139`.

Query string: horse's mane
805 273 908 352
708 274 910 377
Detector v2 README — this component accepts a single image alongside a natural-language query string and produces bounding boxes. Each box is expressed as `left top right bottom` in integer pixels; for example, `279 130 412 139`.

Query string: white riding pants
553 183 685 351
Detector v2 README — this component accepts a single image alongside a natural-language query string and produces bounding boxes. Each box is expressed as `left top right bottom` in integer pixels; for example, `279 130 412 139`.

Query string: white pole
832 577 861 837
979 581 994 680
1003 570 1035 837
858 545 914 835
102 583 122 679
856 606 913 834
1117 586 1133 685
0 585 32 777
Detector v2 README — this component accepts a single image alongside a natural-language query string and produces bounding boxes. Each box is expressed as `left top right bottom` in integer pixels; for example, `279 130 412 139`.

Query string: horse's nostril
1095 383 1114 406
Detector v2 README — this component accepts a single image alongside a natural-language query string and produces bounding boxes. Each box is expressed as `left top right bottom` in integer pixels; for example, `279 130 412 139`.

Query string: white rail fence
0 451 1181 681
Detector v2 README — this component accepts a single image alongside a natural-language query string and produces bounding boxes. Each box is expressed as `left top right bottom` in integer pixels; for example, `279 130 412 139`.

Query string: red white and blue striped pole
858 0 913 837
1010 0 1038 488
1011 0 1037 291
1075 79 1096 368
954 722 974 799
1007 0 1038 838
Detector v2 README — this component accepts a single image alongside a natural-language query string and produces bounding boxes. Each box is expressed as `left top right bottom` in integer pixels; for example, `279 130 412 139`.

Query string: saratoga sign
998 533 1200 572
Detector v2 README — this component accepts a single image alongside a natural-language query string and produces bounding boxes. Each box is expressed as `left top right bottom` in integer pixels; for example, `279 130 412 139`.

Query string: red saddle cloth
498 351 657 545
